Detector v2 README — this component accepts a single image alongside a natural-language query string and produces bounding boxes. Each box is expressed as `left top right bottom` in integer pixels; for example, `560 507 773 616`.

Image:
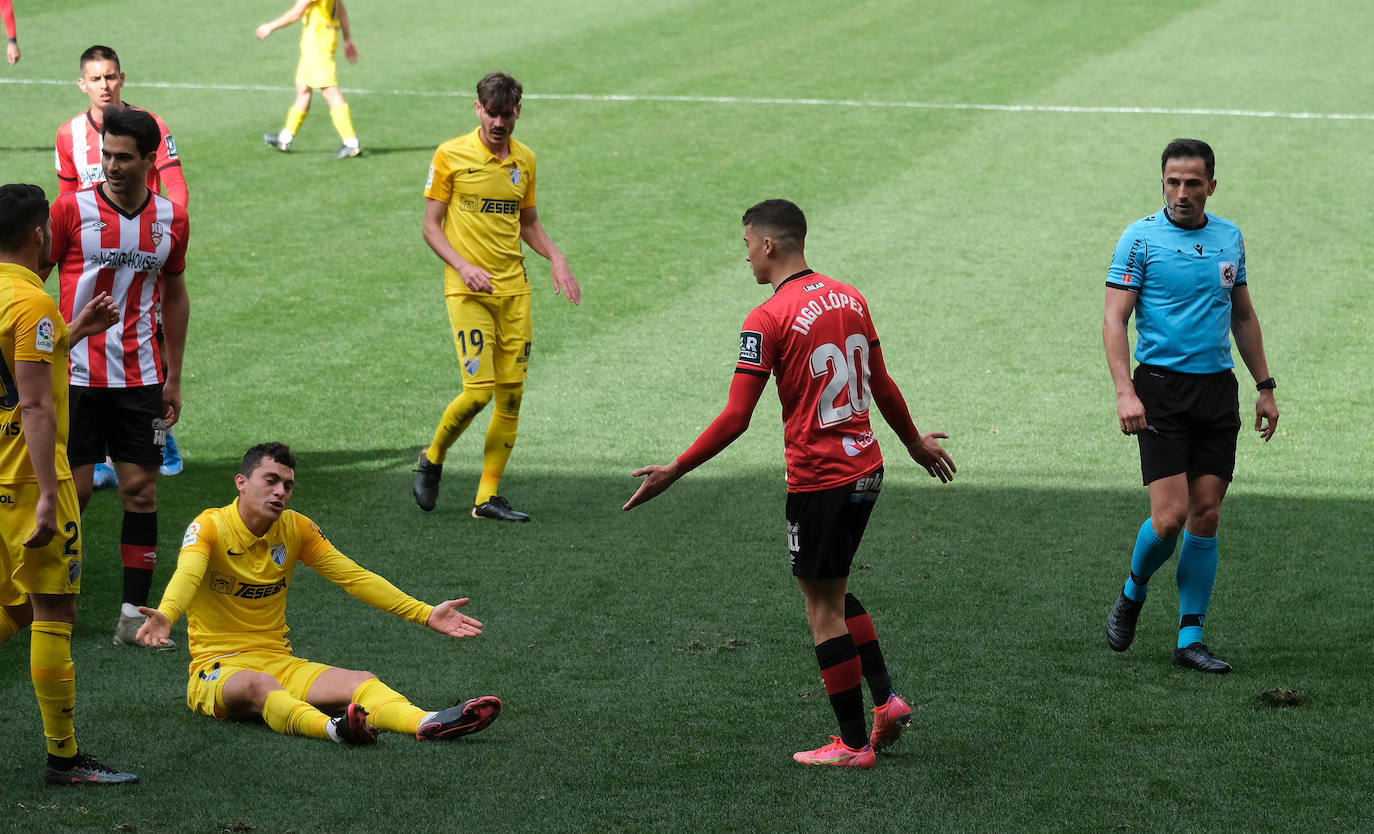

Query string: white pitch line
3 77 1372 121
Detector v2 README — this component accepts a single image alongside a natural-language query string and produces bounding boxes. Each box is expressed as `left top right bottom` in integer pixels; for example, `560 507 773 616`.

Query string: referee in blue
1102 138 1278 674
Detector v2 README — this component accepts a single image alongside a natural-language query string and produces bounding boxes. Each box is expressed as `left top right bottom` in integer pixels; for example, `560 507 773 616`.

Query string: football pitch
2 0 1372 831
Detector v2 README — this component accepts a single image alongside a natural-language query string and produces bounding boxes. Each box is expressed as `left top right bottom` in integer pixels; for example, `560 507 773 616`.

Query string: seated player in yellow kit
135 442 500 745
412 72 581 522
256 0 361 159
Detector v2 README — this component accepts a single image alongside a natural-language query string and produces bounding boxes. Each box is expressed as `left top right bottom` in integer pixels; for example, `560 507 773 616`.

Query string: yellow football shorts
295 30 339 89
0 479 83 605
187 650 333 719
445 293 532 388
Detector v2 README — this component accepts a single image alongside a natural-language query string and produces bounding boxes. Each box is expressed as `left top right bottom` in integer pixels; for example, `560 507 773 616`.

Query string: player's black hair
1161 138 1215 178
476 72 522 113
240 443 297 477
0 184 49 250
742 199 807 253
102 106 159 157
79 45 121 72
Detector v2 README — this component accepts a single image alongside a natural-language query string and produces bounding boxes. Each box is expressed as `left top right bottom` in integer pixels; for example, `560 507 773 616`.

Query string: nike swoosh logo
62 707 75 713
468 168 481 174
503 443 513 448
227 549 245 556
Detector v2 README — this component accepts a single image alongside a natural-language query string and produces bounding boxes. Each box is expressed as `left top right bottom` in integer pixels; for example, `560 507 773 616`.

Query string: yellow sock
476 384 522 504
329 103 357 144
0 607 21 645
261 689 330 740
30 621 76 757
352 678 425 736
427 387 493 464
284 106 308 136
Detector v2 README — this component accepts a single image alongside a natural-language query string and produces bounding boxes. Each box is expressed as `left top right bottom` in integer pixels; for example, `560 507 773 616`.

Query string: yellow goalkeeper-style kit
158 499 433 677
296 0 341 88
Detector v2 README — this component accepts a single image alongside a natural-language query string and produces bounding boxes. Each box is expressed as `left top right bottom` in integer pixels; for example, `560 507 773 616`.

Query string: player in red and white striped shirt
625 200 955 769
55 45 187 207
47 106 190 651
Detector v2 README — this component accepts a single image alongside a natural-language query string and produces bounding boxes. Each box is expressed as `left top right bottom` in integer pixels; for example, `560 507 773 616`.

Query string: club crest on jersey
182 522 200 547
68 559 82 584
1218 262 1237 288
149 222 165 247
210 571 234 595
510 167 521 185
35 318 55 353
464 357 480 375
842 429 876 457
739 331 763 365
271 544 286 567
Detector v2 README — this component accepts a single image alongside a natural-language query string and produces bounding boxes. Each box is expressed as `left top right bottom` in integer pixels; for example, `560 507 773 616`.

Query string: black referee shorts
1133 364 1240 485
67 384 166 468
785 468 883 579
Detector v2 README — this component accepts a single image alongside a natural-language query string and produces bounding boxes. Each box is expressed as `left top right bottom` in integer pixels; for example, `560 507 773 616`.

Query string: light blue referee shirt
1107 207 1246 373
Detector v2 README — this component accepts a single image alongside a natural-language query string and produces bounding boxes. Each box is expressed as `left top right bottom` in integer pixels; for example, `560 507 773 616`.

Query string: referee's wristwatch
1256 377 1277 391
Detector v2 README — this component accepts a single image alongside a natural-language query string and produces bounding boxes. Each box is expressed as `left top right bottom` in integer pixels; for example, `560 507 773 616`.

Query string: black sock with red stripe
119 511 157 607
815 634 867 749
844 593 892 707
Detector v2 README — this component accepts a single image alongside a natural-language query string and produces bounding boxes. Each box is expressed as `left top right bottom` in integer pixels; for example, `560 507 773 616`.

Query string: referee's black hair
742 199 807 253
240 443 297 477
102 106 160 157
1161 138 1215 178
79 45 121 72
0 184 49 250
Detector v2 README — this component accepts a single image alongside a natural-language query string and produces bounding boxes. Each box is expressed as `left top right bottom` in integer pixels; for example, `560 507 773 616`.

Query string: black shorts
68 385 166 468
1133 365 1240 485
784 468 883 579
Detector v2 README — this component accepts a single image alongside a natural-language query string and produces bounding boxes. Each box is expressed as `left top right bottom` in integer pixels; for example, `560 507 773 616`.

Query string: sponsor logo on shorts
152 417 167 448
36 318 55 353
271 544 286 567
182 522 200 547
0 494 13 504
1219 262 1237 288
464 358 480 376
786 520 800 565
739 331 763 365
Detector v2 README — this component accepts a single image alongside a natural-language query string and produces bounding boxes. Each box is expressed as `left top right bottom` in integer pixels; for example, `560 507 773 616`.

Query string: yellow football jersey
301 0 339 37
424 128 537 297
158 500 433 670
0 263 70 484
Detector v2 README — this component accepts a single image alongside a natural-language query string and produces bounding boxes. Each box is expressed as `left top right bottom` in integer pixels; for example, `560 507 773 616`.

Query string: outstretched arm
867 344 955 482
68 291 119 344
256 0 312 39
623 370 767 510
426 598 484 638
136 545 212 647
519 206 580 305
1230 285 1278 441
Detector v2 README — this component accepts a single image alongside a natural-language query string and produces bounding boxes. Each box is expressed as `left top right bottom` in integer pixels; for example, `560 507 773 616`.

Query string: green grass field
2 1 1372 831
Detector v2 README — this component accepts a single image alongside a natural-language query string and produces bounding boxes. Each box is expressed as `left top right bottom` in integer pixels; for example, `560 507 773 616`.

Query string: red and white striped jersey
49 186 189 389
55 106 186 205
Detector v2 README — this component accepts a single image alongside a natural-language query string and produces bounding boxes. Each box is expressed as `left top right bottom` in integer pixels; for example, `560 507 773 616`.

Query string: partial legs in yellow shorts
415 294 531 521
195 653 500 745
264 34 359 158
1 480 138 784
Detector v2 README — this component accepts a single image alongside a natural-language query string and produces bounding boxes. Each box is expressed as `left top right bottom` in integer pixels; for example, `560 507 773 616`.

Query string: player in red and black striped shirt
625 199 955 768
47 106 190 651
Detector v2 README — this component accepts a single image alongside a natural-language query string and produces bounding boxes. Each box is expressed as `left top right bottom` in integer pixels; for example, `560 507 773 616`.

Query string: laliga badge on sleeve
182 522 200 547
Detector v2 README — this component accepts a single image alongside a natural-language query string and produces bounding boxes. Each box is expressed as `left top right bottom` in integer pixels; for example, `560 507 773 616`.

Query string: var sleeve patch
739 330 764 365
